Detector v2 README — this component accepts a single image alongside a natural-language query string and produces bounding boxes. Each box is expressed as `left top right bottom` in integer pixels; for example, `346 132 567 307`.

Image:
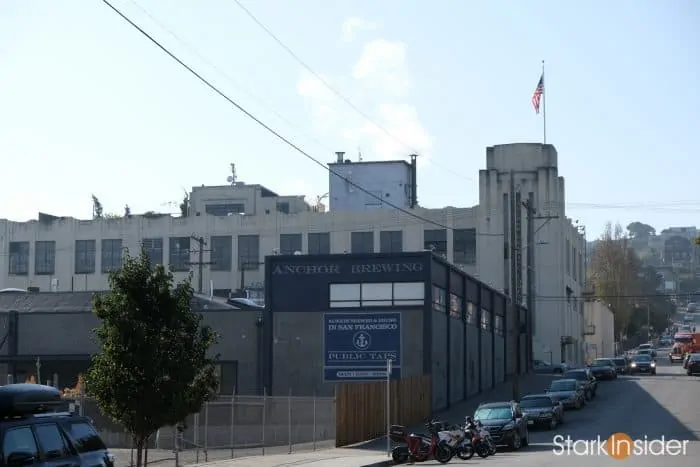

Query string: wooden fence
335 375 431 447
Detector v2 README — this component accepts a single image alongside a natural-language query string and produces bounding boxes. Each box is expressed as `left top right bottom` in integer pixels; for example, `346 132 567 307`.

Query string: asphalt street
368 350 699 466
115 352 700 466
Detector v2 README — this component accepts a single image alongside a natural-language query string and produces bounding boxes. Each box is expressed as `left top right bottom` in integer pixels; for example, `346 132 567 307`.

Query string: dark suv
0 384 114 467
473 401 529 450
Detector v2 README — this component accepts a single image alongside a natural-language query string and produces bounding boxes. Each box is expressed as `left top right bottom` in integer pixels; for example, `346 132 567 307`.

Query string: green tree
626 221 655 239
86 249 219 467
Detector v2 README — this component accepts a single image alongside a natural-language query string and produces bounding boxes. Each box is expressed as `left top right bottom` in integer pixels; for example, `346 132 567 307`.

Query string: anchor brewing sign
323 312 402 382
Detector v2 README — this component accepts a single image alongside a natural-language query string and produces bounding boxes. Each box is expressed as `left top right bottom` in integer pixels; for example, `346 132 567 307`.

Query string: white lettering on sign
326 317 399 331
272 262 423 275
350 263 423 274
272 264 340 275
327 351 399 361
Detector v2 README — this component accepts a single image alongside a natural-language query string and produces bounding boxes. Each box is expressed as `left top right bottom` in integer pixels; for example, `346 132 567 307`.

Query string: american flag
532 74 544 114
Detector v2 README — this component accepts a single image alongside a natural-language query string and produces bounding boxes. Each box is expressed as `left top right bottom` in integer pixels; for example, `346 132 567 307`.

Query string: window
308 232 331 254
572 251 578 282
351 231 374 253
566 239 571 275
329 281 425 308
142 238 163 267
365 190 382 206
75 240 96 274
169 237 190 271
2 427 38 462
449 294 462 318
432 285 447 313
101 239 122 273
453 229 476 264
210 236 232 271
424 229 447 258
380 231 403 253
34 424 69 459
466 301 477 325
481 308 492 331
67 422 106 453
35 241 56 275
8 241 29 275
494 315 504 336
276 202 290 214
205 203 244 216
280 233 302 255
238 235 260 270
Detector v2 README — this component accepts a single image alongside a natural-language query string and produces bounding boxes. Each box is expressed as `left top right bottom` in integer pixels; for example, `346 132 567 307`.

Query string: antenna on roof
226 163 237 186
357 146 363 162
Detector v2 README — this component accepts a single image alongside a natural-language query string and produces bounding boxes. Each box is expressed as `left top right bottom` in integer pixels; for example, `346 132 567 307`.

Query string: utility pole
188 235 213 294
509 174 520 401
524 199 558 367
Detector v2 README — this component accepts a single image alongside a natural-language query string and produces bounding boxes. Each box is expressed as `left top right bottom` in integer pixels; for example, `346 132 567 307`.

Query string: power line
101 0 497 235
229 0 473 182
127 0 336 157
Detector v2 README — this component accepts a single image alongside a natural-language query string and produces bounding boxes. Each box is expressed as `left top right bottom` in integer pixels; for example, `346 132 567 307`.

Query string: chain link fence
79 392 336 465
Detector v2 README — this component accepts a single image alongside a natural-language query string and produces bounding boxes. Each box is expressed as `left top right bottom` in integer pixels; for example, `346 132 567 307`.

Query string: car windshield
520 397 552 408
612 358 626 365
675 336 693 344
638 344 651 349
690 354 700 361
549 380 576 391
634 355 652 362
591 360 612 367
474 407 512 420
564 371 586 380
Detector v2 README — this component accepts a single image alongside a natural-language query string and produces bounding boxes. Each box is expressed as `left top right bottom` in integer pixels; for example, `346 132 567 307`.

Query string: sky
1 0 698 239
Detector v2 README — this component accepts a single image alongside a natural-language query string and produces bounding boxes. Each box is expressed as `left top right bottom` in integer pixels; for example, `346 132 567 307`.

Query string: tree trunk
144 437 149 466
135 437 145 467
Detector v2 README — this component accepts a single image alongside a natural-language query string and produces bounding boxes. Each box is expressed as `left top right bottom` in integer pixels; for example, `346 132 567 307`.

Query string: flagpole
542 60 547 144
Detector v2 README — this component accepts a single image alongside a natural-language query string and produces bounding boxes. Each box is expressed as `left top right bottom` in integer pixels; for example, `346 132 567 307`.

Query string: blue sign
323 312 402 382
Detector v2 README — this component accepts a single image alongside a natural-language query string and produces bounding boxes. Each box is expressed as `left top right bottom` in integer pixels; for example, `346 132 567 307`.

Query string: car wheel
511 433 522 450
522 428 529 447
687 370 692 376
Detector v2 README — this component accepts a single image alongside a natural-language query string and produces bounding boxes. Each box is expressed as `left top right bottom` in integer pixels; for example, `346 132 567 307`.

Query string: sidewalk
344 372 557 453
188 450 391 467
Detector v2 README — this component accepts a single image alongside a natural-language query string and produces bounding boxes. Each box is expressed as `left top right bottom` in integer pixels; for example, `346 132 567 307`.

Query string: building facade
477 144 586 365
0 143 583 364
264 252 530 411
583 300 615 360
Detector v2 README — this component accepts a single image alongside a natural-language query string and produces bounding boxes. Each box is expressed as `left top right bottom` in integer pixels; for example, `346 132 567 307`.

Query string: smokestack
410 154 418 208
335 151 345 163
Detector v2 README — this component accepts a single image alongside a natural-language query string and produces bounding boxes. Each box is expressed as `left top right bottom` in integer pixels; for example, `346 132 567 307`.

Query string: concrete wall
584 301 615 360
328 160 413 212
0 207 475 293
476 143 586 366
448 314 464 406
9 310 261 393
431 310 448 409
271 309 424 397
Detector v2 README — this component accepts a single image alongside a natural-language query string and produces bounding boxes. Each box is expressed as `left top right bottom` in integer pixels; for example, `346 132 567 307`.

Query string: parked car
629 354 656 375
637 344 657 357
682 353 692 369
533 359 568 374
611 356 630 374
686 353 700 375
519 394 564 430
563 369 597 400
543 378 586 410
473 401 530 450
587 358 618 380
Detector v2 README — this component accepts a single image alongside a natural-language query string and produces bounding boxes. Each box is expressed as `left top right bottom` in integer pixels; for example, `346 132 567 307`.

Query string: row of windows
431 285 510 334
329 282 425 308
6 228 477 276
565 238 584 285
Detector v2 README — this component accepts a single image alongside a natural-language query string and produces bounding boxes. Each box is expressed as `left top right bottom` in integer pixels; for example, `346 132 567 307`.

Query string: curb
360 462 394 467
